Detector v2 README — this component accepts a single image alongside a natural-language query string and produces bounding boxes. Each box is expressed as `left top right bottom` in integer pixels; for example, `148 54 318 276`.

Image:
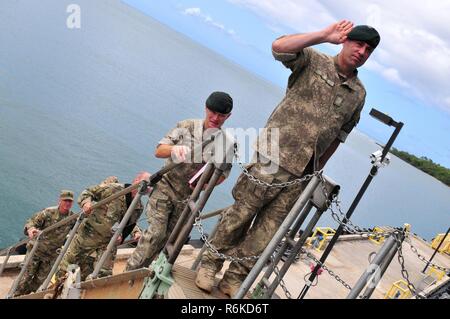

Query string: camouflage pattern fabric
57 183 142 280
125 185 186 270
15 206 75 295
199 161 304 283
14 251 56 296
199 45 367 286
126 119 231 270
158 119 231 198
256 46 366 177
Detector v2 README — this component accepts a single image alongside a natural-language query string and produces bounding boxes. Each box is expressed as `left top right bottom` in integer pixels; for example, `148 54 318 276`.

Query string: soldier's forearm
155 144 173 158
272 30 327 54
77 189 96 207
23 211 45 234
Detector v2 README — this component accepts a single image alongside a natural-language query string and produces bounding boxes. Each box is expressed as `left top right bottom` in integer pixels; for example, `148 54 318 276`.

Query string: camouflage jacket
78 183 143 241
256 45 366 177
24 206 76 257
158 119 231 198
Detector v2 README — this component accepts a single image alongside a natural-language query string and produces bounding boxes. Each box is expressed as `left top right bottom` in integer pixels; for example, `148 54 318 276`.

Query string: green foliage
390 148 450 186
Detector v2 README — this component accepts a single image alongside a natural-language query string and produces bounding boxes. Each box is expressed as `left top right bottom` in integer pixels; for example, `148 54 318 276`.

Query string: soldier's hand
82 201 93 215
116 234 123 244
171 145 190 163
323 20 354 44
27 227 40 239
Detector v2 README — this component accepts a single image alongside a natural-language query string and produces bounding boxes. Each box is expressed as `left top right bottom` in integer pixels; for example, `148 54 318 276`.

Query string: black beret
206 91 233 114
347 25 380 49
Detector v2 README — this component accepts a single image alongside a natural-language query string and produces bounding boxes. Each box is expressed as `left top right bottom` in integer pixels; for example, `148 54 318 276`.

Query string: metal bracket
60 264 82 299
311 175 340 210
139 252 174 299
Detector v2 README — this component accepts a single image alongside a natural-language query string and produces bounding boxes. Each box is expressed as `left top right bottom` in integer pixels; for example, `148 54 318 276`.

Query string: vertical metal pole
262 202 314 280
38 214 85 291
168 169 222 264
233 175 321 299
346 234 397 299
299 122 403 299
6 234 42 298
423 227 450 273
360 237 399 299
90 189 146 279
0 247 13 277
265 207 325 298
166 163 215 246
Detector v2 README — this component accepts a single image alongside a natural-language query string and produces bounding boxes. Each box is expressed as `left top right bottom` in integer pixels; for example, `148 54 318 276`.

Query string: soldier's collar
333 55 359 91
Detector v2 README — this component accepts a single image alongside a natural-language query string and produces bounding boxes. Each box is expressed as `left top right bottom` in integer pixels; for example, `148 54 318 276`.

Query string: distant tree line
390 148 450 186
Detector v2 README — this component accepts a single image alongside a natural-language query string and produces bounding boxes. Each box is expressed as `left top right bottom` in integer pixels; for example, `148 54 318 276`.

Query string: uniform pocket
247 168 275 203
150 193 173 213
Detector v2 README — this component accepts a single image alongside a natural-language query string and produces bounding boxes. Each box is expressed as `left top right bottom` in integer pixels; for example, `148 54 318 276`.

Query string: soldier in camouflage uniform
14 190 76 296
125 92 234 271
56 172 150 281
195 21 381 297
92 176 143 277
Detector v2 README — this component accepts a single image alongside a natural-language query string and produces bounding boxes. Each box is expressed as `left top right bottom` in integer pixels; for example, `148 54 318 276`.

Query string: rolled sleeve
339 100 365 143
272 37 312 71
158 123 184 146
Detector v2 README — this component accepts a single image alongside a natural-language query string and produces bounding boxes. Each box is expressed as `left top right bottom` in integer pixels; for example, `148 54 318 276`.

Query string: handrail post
6 233 43 298
89 180 151 279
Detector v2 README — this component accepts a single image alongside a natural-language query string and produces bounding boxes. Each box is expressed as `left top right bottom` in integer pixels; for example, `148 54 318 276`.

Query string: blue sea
0 0 449 248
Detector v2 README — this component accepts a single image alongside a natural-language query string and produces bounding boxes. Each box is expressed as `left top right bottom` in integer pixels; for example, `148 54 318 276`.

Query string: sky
122 0 450 168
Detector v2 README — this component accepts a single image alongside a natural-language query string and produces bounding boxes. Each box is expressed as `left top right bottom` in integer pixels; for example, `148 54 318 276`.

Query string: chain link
394 233 426 299
270 256 293 299
299 248 353 291
193 216 260 263
233 143 318 188
317 174 396 239
196 141 446 298
404 235 450 272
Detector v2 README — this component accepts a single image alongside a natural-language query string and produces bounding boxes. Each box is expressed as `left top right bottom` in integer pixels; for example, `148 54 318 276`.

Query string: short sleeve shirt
256 44 366 176
158 119 231 197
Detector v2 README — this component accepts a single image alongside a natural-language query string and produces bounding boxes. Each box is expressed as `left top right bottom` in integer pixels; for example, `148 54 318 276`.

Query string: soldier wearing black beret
125 92 233 272
195 21 381 297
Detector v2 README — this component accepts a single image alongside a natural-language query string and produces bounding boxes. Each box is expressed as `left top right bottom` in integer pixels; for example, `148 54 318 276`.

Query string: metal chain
221 141 446 298
317 174 395 239
395 234 426 299
300 248 353 291
193 216 260 263
270 256 293 299
404 235 450 272
234 142 389 238
233 143 318 188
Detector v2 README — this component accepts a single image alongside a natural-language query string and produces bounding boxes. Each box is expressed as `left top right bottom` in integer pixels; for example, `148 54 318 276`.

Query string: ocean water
0 0 449 248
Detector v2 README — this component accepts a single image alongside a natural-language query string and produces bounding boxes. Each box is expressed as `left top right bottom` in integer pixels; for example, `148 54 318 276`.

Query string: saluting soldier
195 21 381 297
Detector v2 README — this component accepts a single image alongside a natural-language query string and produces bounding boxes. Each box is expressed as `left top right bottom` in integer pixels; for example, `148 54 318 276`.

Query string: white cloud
227 0 450 112
182 7 236 37
183 7 201 16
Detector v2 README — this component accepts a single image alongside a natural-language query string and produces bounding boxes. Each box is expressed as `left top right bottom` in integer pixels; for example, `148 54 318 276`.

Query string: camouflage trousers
126 186 186 270
199 161 304 285
15 251 56 296
57 231 117 281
